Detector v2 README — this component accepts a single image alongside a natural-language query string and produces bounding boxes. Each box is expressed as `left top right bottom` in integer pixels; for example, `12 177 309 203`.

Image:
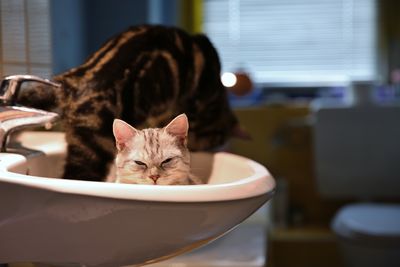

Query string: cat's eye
161 157 173 166
134 160 147 167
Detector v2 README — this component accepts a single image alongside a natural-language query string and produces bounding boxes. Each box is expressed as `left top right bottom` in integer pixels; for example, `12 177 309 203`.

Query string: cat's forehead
136 128 175 145
128 128 183 161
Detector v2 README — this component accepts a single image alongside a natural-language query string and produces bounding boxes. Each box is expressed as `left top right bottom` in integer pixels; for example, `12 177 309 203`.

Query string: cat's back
132 25 192 44
59 25 198 83
103 25 195 56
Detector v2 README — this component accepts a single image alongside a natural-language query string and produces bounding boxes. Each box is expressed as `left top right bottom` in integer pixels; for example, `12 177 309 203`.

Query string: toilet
332 203 400 267
312 102 400 267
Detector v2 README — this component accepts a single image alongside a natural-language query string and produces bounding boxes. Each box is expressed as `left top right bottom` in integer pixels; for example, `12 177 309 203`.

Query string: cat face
113 114 191 185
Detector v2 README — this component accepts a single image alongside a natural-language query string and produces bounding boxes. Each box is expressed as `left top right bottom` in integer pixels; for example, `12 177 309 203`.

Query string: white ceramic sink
0 131 275 267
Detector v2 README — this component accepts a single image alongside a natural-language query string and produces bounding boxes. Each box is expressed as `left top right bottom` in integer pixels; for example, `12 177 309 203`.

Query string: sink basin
0 131 275 267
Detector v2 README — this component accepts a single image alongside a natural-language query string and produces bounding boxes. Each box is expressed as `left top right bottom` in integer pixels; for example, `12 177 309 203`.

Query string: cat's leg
17 82 59 111
62 127 115 181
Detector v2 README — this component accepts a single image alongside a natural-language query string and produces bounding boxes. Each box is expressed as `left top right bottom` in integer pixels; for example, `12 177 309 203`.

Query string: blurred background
1 0 400 266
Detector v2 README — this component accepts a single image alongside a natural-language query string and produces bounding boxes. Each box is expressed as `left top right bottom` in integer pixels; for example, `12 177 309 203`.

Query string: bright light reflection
221 72 237 87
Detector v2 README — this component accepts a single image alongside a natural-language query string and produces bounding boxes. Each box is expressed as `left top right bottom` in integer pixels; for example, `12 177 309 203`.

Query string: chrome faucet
0 75 61 152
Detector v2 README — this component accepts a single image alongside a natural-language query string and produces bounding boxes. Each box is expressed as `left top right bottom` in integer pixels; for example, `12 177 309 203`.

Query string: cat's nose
149 174 160 183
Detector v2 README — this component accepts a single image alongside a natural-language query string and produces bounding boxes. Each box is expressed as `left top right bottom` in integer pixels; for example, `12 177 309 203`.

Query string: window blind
0 0 52 78
203 0 377 85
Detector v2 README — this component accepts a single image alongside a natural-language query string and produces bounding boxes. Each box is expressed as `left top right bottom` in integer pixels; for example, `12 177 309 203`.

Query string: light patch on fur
191 43 205 95
158 50 180 99
86 28 147 80
174 31 184 51
79 26 146 70
65 89 117 129
74 36 116 71
135 50 179 99
132 50 180 126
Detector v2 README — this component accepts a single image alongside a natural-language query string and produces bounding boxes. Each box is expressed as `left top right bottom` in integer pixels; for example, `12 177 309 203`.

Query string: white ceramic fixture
0 131 275 267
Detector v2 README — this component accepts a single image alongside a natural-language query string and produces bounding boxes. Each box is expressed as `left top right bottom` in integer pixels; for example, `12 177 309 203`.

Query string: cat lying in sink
112 114 202 185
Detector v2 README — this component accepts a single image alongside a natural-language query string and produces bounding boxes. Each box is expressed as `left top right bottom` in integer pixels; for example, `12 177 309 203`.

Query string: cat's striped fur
18 25 239 181
113 114 202 185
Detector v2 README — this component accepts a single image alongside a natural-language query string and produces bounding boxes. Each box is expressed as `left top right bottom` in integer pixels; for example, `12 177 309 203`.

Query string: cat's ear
165 114 189 144
113 119 137 151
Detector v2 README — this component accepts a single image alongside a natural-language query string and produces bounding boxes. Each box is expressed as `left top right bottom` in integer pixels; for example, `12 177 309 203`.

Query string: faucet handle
0 75 61 105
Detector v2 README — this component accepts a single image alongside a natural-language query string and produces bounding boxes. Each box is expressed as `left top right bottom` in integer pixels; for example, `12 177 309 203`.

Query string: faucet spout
0 106 59 152
0 75 61 152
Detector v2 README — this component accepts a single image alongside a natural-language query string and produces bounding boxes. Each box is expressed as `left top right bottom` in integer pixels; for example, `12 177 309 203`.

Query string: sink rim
0 131 275 203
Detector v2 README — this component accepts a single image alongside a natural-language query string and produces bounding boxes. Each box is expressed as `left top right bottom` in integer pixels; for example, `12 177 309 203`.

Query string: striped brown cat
18 25 241 182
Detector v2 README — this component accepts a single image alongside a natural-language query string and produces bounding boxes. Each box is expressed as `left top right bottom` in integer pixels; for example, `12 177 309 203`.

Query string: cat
113 113 202 185
17 25 244 182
